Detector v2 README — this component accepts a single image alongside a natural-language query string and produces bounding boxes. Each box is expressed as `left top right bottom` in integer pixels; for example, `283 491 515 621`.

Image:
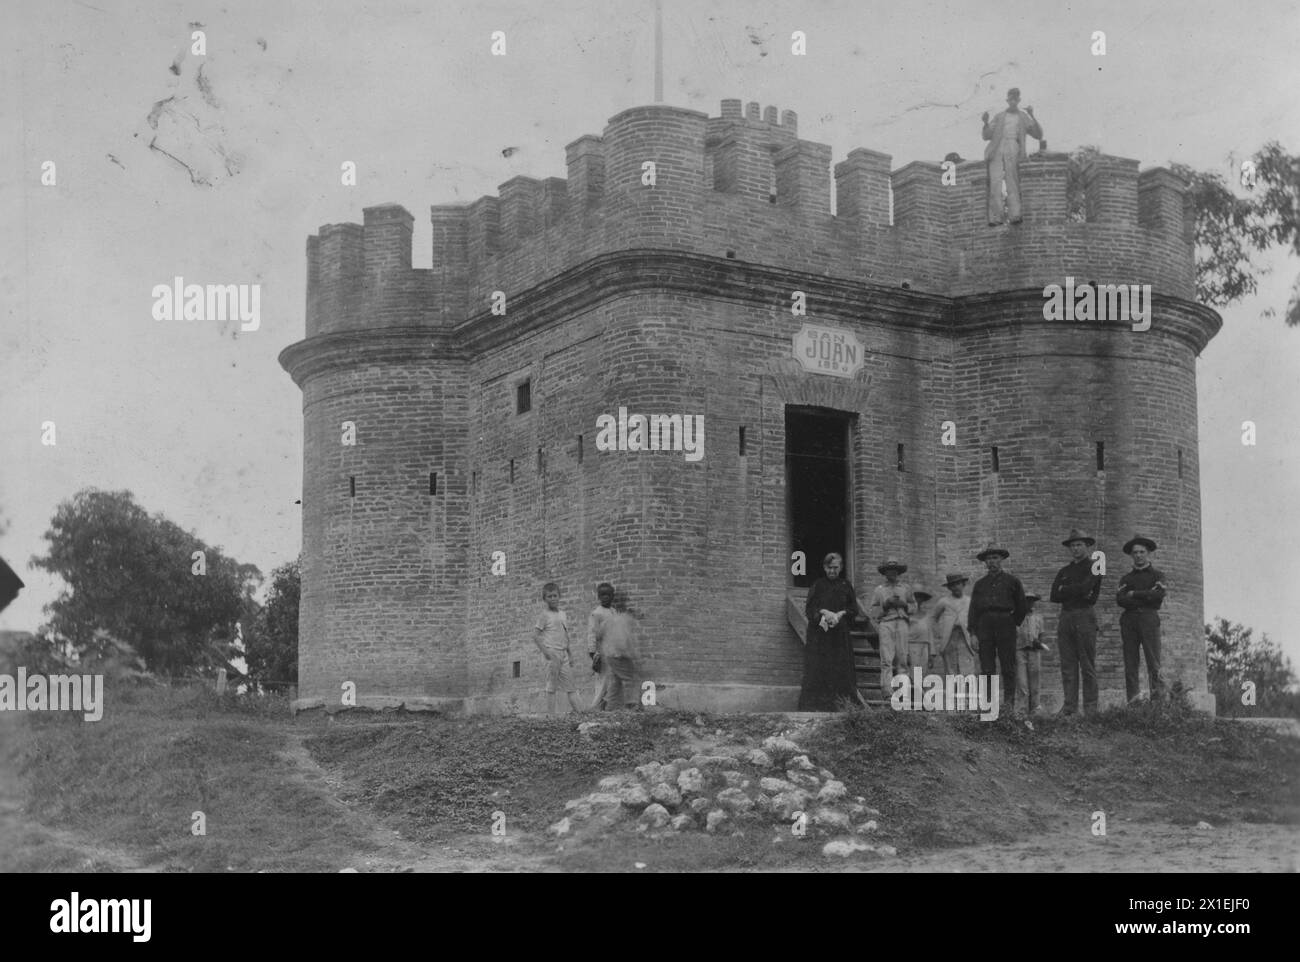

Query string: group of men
871 528 1169 715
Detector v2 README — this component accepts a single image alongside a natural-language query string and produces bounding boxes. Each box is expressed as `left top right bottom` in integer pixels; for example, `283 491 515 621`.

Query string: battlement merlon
303 100 1200 338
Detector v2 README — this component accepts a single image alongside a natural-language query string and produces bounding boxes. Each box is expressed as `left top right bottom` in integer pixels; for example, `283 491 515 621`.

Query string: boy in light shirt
533 582 582 714
925 573 978 706
869 559 916 688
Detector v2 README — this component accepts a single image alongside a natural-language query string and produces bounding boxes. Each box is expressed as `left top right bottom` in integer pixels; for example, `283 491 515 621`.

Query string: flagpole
654 0 663 102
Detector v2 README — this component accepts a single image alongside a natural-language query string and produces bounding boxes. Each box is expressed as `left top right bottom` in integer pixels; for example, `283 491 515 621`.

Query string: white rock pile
550 731 893 858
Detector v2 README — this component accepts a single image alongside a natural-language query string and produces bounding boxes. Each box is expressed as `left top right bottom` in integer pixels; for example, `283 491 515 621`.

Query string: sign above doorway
791 324 865 379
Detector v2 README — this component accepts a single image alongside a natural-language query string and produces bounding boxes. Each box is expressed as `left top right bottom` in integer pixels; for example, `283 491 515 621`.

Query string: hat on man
877 558 908 575
1061 528 1096 547
1025 591 1041 602
976 544 1010 561
912 584 933 601
942 572 969 588
1123 535 1158 554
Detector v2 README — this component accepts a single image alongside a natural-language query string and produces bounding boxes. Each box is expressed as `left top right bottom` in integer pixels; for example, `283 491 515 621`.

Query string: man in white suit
982 87 1043 225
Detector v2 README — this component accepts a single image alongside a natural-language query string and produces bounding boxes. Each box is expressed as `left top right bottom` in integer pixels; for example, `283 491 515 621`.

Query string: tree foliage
1067 142 1300 324
243 558 299 692
29 489 260 677
1205 617 1299 718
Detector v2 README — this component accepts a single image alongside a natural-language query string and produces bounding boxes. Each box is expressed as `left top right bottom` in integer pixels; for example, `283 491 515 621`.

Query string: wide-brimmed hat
942 572 969 588
912 584 933 601
1061 528 1096 547
1123 535 1157 554
976 545 1010 561
877 558 908 575
1025 591 1041 602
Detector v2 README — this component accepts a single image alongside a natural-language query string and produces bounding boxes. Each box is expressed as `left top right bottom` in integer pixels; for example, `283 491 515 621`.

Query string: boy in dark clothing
587 582 616 710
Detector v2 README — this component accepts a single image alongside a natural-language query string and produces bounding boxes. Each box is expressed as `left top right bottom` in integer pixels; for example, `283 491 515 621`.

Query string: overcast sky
3 0 1298 666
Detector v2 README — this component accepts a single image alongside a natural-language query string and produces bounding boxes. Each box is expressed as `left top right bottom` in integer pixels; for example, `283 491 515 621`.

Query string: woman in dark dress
798 552 866 711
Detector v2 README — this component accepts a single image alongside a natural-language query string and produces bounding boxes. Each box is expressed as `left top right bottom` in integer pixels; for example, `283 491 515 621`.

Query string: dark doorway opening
786 406 853 588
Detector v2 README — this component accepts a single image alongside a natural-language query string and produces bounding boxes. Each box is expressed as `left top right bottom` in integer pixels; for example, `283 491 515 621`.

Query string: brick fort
279 99 1221 714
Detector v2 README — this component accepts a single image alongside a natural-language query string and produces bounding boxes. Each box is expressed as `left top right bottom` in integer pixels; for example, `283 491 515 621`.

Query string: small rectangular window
897 443 905 472
990 446 1000 473
1177 447 1183 478
516 380 531 414
537 447 544 475
1096 441 1105 472
577 434 584 464
349 475 356 497
739 426 746 456
471 470 478 494
512 660 520 678
510 459 515 484
429 472 438 495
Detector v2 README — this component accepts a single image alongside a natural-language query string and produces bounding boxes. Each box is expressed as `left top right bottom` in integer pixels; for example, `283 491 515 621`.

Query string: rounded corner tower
281 99 1220 715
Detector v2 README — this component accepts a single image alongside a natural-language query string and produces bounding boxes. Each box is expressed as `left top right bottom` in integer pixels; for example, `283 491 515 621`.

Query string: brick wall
289 333 468 707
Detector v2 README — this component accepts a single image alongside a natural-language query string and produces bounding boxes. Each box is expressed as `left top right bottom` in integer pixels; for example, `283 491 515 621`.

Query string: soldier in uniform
1117 535 1168 703
1050 528 1102 716
967 545 1028 713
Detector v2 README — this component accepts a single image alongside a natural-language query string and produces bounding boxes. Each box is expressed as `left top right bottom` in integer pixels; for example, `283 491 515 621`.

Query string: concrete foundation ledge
291 687 1216 717
461 683 803 715
290 695 463 715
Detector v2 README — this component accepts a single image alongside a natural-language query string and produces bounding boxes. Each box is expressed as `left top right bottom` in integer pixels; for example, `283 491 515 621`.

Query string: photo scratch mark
147 97 175 129
195 63 219 109
877 62 1022 126
147 137 211 186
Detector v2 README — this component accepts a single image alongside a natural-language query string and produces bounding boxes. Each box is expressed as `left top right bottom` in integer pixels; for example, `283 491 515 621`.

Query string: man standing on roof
982 87 1043 226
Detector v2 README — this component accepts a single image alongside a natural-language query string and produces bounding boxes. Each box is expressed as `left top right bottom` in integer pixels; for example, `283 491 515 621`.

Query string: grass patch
10 680 370 872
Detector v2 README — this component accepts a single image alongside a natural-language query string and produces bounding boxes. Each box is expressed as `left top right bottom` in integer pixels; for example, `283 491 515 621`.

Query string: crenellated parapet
302 100 1199 340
